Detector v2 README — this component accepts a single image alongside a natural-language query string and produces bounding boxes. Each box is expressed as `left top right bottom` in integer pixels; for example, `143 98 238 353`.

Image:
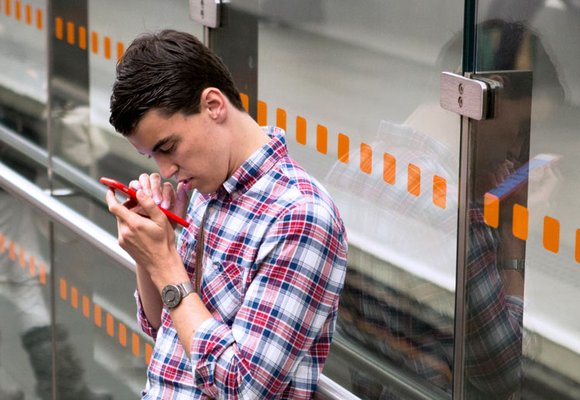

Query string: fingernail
153 195 161 204
161 201 170 209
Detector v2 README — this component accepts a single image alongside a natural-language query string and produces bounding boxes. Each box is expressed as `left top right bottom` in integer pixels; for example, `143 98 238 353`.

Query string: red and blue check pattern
137 127 348 399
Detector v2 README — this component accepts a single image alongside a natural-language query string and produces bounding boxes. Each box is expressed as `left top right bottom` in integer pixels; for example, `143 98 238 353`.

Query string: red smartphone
100 177 190 228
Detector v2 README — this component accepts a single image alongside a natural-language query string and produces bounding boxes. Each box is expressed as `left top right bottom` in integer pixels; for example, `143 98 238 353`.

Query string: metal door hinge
440 72 501 120
189 0 222 28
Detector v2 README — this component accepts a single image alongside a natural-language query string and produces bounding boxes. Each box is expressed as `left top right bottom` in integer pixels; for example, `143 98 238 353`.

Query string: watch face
162 284 182 308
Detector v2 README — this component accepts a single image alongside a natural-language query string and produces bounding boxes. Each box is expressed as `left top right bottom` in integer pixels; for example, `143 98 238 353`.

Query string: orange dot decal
483 193 500 228
14 0 20 20
25 3 31 25
116 41 124 61
407 163 421 197
337 133 349 163
296 116 307 145
94 304 103 327
257 100 267 126
71 286 78 309
91 31 98 54
240 93 249 112
78 26 87 50
66 21 75 45
59 278 67 300
360 143 372 174
35 9 42 30
276 108 287 131
55 17 63 40
82 296 90 318
106 313 115 337
118 323 127 347
512 204 528 240
4 0 11 17
29 255 36 276
132 333 141 357
383 153 396 185
39 263 46 285
145 343 153 365
316 124 328 155
543 216 560 253
433 175 447 209
104 36 111 59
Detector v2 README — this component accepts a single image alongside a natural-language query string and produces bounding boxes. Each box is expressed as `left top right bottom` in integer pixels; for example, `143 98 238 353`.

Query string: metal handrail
0 161 135 272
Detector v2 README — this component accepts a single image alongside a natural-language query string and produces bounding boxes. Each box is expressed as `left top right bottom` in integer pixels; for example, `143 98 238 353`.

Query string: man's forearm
136 264 163 330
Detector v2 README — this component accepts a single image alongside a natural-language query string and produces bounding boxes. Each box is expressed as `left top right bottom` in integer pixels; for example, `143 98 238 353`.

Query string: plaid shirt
136 127 348 399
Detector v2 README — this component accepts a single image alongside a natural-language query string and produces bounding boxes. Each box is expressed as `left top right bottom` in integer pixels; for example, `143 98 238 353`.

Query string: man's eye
159 144 176 154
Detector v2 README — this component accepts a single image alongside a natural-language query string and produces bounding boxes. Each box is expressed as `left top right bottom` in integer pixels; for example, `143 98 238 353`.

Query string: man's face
128 109 231 194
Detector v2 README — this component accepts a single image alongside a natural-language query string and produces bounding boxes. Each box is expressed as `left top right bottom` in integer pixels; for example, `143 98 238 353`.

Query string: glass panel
0 0 48 187
52 221 146 399
468 1 580 399
236 1 464 397
0 188 51 399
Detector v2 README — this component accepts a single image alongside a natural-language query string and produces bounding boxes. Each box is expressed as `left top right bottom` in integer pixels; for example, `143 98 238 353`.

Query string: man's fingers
136 189 165 225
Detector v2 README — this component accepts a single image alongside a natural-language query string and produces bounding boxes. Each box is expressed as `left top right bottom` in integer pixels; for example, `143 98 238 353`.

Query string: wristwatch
500 259 525 272
161 281 195 309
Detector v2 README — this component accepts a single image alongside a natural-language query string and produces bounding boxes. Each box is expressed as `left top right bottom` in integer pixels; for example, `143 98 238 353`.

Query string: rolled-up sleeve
135 289 158 340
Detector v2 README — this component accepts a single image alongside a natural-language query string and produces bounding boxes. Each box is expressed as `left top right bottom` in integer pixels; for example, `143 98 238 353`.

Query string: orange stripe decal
39 263 46 285
4 0 11 16
59 278 67 300
433 175 447 209
360 143 372 174
543 216 560 253
118 323 127 347
35 8 42 30
145 343 153 365
132 333 141 357
71 286 78 309
25 3 31 25
383 153 396 185
66 21 74 45
116 41 124 61
337 133 349 163
257 100 267 126
240 93 249 112
29 255 36 276
407 163 421 197
78 26 87 50
8 241 15 260
0 233 5 253
316 124 328 155
94 304 103 327
576 230 580 264
512 204 529 240
103 36 111 59
55 17 63 40
276 108 287 131
82 295 90 318
483 193 500 228
91 31 98 54
14 0 19 20
296 116 307 145
106 313 115 337
19 247 26 268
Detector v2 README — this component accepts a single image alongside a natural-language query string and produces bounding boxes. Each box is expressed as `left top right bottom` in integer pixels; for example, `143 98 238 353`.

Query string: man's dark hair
109 29 244 136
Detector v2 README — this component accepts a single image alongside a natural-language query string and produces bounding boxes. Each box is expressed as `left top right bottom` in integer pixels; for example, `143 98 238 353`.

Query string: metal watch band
501 259 525 272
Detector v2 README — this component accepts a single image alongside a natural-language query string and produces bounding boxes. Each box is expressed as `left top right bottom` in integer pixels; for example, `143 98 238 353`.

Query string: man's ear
201 87 226 122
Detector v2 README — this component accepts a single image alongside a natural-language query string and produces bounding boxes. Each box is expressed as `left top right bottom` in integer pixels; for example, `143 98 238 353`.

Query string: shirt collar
220 126 288 199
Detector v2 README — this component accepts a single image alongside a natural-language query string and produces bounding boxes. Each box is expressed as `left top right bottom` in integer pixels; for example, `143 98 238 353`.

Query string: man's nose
157 159 178 180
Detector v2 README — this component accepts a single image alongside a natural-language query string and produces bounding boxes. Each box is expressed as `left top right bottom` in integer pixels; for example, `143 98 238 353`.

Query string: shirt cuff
134 289 158 339
190 317 235 395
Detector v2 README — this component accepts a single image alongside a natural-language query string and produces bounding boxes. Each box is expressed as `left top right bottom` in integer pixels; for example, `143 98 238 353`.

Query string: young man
106 29 348 399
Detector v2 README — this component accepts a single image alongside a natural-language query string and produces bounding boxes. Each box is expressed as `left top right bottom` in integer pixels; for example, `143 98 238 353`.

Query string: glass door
458 0 580 399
